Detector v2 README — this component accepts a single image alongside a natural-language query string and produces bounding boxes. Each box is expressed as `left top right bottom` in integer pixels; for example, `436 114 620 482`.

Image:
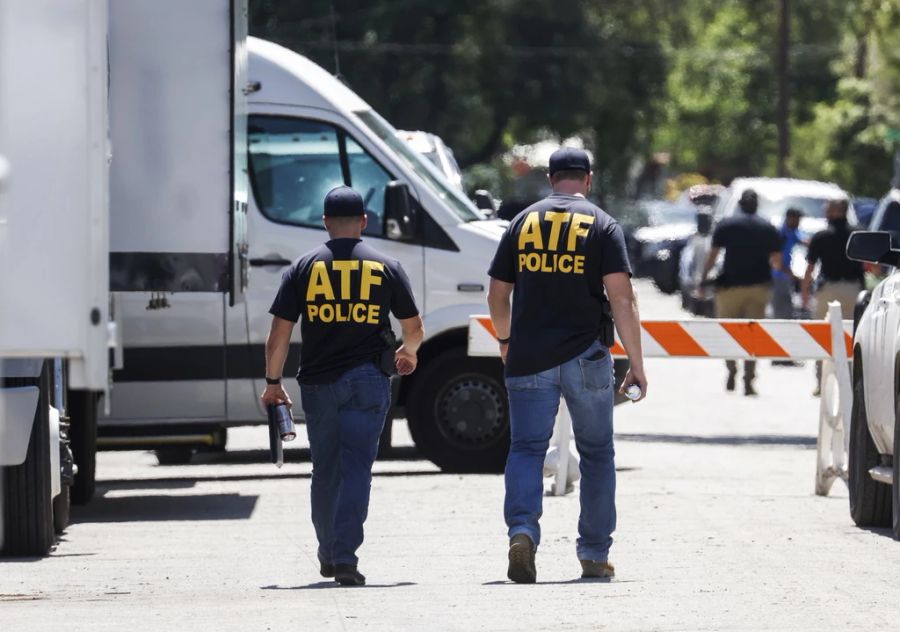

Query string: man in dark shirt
699 189 783 395
801 198 863 394
261 186 424 586
487 148 646 583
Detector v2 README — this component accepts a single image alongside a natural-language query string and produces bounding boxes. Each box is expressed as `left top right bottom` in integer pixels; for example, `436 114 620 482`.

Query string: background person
261 186 424 587
487 147 646 584
801 198 863 395
698 189 782 395
771 208 805 366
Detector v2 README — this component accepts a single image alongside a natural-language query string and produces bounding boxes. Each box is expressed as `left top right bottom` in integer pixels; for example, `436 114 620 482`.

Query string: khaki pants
814 281 862 386
814 281 862 319
716 283 772 382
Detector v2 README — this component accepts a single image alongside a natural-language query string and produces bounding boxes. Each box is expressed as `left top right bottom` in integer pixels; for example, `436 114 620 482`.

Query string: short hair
324 215 364 228
550 169 589 183
785 208 803 217
830 198 849 214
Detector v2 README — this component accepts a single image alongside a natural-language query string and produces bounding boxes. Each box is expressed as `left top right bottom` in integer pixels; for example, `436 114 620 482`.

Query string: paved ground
4 281 900 631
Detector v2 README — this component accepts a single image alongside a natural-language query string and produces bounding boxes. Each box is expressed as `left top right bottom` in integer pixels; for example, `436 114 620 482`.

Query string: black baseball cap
549 147 591 176
323 185 365 217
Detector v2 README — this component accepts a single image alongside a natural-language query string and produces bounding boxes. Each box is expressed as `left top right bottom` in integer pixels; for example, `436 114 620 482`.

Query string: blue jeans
299 362 390 566
504 340 616 561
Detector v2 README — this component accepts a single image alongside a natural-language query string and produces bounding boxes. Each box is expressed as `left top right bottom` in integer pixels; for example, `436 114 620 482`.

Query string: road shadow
483 578 615 586
97 468 446 493
70 492 258 523
857 525 897 540
616 433 816 448
190 446 421 466
261 582 416 590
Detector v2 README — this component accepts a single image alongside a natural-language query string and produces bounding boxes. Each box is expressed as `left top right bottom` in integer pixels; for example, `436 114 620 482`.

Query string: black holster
599 298 615 347
377 328 399 377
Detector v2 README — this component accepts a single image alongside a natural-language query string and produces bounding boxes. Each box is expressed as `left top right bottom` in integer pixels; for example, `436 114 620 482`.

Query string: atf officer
487 148 647 584
261 186 424 586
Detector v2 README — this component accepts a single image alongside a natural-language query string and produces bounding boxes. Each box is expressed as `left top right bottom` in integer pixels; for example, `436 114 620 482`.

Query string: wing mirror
384 181 416 241
846 231 900 266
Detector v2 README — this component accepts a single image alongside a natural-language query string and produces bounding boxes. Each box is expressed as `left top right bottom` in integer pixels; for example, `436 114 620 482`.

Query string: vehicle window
757 195 829 220
345 136 391 236
248 117 344 229
248 116 392 236
879 201 900 233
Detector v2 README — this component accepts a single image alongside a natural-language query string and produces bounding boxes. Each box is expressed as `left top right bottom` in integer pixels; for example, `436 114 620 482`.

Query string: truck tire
406 350 509 473
68 390 97 505
848 375 891 528
2 362 55 556
53 484 70 535
893 393 900 540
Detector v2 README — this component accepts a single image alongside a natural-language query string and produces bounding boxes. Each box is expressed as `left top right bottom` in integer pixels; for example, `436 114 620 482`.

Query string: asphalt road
4 280 900 631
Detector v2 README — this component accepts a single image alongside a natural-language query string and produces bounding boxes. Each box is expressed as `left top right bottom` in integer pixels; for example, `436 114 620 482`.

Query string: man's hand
395 346 417 375
619 364 648 403
499 341 509 365
261 383 292 408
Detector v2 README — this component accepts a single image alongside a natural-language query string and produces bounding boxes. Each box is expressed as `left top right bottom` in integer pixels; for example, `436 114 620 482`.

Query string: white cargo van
102 37 510 472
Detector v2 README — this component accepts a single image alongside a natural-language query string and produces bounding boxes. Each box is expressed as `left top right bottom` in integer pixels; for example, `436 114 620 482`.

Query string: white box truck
0 0 249 556
100 37 515 473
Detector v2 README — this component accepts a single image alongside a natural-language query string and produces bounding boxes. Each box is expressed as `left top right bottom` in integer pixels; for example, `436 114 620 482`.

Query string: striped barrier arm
468 316 853 360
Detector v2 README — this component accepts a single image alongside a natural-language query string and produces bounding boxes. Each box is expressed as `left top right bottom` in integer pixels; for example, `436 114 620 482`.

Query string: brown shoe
580 559 615 579
507 534 536 584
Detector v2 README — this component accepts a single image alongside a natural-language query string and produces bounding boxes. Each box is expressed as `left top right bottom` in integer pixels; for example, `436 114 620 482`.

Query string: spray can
268 403 296 442
624 384 642 401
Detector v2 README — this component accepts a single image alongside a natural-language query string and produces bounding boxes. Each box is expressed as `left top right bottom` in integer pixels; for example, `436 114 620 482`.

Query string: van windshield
355 110 484 222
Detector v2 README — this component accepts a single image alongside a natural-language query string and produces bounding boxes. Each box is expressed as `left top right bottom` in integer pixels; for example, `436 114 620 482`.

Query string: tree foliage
251 0 900 197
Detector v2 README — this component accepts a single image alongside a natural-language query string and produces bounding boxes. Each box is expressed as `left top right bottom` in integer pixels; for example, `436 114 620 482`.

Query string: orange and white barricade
468 302 853 497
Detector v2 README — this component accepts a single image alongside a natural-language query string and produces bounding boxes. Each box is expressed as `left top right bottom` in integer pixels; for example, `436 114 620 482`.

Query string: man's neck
327 231 362 240
552 186 587 198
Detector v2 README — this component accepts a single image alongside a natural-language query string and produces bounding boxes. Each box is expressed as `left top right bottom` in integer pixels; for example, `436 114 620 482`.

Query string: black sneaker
507 533 536 584
334 564 365 586
318 551 335 578
744 382 757 397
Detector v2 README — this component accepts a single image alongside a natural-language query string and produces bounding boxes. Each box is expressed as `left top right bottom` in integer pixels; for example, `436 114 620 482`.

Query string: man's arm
603 272 647 401
769 251 783 273
801 262 815 308
395 315 425 375
261 316 295 407
487 278 514 364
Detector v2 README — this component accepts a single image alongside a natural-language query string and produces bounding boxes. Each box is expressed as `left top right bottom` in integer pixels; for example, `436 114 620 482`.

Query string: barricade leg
814 302 852 496
543 400 579 496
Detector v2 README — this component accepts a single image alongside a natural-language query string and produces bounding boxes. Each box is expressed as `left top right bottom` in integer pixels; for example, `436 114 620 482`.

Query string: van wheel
155 447 194 466
406 350 508 473
849 374 891 527
68 391 98 505
2 362 55 556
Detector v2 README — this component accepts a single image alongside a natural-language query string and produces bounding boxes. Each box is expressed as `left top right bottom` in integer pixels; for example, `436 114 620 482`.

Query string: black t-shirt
711 212 782 287
269 238 419 384
488 193 632 377
807 223 864 284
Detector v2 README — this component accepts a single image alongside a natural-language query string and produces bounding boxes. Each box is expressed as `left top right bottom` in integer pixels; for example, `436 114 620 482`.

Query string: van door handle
249 255 291 268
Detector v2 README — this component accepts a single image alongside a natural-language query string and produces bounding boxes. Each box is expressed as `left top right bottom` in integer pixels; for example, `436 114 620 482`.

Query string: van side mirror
384 181 416 241
696 211 713 236
847 231 899 266
474 189 496 214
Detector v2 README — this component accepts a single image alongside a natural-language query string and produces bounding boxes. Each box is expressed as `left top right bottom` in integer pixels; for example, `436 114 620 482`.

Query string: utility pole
776 0 790 177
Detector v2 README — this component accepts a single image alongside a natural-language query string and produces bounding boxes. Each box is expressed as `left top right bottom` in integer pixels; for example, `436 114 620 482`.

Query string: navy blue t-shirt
488 193 631 377
269 238 419 384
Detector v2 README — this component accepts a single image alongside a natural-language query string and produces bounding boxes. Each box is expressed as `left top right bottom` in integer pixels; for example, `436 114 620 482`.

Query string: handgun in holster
377 327 400 377
599 298 616 347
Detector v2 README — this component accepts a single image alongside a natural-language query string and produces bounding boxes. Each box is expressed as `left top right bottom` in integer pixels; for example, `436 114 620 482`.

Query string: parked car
680 177 856 316
846 231 900 538
396 130 463 191
625 199 697 293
